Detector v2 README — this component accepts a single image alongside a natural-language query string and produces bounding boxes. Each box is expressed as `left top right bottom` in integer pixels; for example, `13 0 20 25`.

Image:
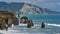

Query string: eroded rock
27 20 34 28
20 16 28 24
41 22 45 28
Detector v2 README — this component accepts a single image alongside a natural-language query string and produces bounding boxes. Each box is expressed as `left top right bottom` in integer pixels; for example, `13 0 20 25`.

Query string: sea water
20 14 60 24
0 14 60 34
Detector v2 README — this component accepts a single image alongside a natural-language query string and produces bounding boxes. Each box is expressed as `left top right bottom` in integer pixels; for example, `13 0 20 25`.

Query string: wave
0 23 60 34
17 23 60 27
47 23 60 27
19 23 27 26
33 22 60 27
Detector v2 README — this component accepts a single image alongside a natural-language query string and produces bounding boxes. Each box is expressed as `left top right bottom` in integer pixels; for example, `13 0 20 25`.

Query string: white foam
12 24 14 27
0 23 60 34
19 23 27 26
0 28 20 34
33 23 60 27
47 23 60 27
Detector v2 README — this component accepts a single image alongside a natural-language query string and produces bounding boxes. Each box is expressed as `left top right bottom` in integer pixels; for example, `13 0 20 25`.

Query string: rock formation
0 18 6 30
27 20 34 28
0 10 19 30
41 22 45 28
20 16 28 24
12 17 19 25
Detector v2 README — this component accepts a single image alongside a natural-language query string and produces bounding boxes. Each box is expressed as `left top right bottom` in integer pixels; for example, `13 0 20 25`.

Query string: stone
0 18 7 30
20 16 28 24
41 22 45 28
12 18 19 25
27 20 34 28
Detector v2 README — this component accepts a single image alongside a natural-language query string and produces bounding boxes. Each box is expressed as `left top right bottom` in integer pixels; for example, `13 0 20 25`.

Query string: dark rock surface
41 22 45 28
27 20 34 28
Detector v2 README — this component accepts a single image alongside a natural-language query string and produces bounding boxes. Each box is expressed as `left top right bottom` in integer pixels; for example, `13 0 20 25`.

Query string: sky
0 0 60 12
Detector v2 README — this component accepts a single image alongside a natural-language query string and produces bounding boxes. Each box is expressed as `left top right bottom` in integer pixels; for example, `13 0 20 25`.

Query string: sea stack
20 16 28 24
27 20 34 28
41 22 45 28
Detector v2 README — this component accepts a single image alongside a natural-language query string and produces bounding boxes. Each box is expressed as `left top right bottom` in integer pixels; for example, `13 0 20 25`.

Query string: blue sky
0 0 60 12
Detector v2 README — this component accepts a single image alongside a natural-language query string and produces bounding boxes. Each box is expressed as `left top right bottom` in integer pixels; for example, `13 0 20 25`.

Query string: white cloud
57 2 60 5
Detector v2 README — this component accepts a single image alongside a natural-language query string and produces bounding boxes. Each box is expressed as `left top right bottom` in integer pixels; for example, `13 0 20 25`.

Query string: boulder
12 18 19 25
20 16 28 24
8 18 12 27
0 18 7 30
27 20 34 28
41 22 45 28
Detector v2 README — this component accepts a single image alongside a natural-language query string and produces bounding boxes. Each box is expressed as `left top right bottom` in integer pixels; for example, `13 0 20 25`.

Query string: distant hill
0 2 60 14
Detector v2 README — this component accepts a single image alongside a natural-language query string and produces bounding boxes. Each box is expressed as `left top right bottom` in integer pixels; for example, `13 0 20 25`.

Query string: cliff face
20 4 48 14
0 10 19 28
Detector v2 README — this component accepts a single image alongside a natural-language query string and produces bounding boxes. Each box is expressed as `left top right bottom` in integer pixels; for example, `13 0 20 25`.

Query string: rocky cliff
0 2 60 14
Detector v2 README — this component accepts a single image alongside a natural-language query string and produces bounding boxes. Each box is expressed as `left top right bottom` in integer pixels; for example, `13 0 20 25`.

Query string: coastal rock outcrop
12 17 19 25
0 10 19 30
27 20 34 28
41 22 45 28
0 18 7 30
20 16 28 24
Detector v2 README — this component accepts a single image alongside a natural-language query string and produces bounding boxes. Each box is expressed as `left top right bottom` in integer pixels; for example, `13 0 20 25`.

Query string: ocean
20 14 60 24
0 14 60 34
